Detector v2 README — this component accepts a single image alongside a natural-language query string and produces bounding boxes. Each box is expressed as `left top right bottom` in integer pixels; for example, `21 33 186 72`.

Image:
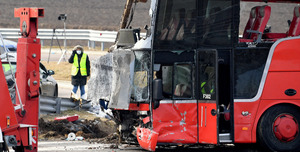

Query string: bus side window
199 52 216 100
173 64 193 98
162 66 173 98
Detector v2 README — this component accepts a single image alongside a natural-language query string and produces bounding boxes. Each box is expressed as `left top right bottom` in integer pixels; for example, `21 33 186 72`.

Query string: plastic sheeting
88 49 150 109
109 49 135 109
88 53 113 103
88 49 134 109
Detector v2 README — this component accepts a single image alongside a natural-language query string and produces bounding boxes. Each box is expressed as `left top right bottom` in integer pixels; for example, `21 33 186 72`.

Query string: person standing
69 45 90 100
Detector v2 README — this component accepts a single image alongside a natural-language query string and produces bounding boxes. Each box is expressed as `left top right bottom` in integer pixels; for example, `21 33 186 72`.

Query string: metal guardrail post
91 41 95 49
55 97 62 114
101 42 104 51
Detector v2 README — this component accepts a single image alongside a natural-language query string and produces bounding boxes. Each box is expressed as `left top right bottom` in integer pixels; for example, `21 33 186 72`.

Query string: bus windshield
154 0 239 50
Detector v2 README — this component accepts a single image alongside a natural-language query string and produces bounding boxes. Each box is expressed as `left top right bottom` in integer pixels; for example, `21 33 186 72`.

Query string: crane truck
0 8 44 152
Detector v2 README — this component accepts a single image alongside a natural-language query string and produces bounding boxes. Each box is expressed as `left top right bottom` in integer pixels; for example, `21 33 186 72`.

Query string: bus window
132 51 150 102
154 0 197 49
234 49 269 99
199 0 234 46
154 0 239 49
173 64 193 98
162 66 173 98
199 51 216 100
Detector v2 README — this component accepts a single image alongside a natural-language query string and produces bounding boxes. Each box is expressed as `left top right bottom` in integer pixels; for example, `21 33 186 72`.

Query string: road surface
35 140 264 152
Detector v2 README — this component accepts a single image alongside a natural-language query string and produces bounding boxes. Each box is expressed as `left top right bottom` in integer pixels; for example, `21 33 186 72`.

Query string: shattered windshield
132 50 151 102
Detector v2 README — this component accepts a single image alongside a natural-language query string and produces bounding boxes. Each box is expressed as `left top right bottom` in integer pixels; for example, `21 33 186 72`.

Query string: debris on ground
39 110 117 143
87 133 119 144
54 115 79 122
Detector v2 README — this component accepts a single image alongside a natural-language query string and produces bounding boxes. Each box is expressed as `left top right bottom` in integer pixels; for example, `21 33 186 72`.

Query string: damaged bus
89 0 300 151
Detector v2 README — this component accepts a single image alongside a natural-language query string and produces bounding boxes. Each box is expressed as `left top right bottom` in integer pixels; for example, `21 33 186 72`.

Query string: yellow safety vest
2 64 11 72
201 82 214 94
71 53 87 76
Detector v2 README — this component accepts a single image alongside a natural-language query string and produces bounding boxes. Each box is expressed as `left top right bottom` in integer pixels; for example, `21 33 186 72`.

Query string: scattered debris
54 115 79 122
67 132 76 141
87 133 119 144
39 110 117 142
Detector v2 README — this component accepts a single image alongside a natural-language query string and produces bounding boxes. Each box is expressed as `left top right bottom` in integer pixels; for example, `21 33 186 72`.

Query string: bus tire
257 105 300 152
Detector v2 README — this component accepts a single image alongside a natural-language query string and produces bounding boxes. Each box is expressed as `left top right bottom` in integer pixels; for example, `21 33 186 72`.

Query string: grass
41 61 72 81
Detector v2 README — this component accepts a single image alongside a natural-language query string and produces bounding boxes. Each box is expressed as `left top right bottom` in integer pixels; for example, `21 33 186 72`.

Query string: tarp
87 53 113 103
87 49 135 109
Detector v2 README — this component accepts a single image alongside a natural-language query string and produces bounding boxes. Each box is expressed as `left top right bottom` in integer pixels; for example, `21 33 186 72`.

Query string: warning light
7 116 10 127
242 127 248 131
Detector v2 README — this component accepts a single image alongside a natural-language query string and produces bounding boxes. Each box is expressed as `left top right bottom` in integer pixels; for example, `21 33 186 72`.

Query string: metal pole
57 20 68 64
101 42 104 51
64 20 67 50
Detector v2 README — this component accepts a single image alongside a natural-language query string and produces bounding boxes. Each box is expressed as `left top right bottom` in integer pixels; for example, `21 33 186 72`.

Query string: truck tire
257 105 300 152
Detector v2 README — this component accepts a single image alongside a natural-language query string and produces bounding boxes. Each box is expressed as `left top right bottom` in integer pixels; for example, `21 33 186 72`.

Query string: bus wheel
258 105 300 152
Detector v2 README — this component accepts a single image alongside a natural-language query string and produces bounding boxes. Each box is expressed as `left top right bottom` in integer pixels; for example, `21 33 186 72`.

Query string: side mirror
47 70 55 75
153 79 163 109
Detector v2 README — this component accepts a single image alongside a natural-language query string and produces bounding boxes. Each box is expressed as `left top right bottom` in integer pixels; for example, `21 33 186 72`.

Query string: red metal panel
198 102 217 144
262 72 300 99
115 103 150 111
137 127 158 151
0 60 19 129
128 103 149 111
234 101 260 143
234 124 253 143
55 115 79 122
269 39 300 72
153 102 198 144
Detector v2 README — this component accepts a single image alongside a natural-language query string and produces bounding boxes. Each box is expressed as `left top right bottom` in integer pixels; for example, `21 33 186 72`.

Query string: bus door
152 62 198 144
197 50 218 144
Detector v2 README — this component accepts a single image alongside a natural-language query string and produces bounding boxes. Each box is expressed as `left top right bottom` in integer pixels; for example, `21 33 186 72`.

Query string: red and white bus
107 0 300 151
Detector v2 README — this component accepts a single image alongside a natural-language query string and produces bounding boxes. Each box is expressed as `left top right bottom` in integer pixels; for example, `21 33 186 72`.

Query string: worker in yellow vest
68 45 90 100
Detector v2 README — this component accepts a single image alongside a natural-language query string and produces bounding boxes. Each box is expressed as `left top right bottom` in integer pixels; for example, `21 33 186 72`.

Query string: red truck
0 8 44 152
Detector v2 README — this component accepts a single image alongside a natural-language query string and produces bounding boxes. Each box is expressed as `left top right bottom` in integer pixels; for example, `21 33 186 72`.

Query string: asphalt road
34 141 265 152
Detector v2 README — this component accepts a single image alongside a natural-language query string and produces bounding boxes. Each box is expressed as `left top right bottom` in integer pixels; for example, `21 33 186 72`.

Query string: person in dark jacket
69 45 90 100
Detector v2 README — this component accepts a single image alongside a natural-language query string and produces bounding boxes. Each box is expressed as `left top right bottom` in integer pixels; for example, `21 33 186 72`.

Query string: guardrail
0 28 118 50
39 96 91 114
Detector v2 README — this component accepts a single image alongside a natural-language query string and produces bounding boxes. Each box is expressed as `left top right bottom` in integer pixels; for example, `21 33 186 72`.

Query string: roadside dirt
38 110 117 143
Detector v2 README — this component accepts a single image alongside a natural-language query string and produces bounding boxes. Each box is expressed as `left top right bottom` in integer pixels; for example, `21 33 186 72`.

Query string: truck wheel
258 105 300 152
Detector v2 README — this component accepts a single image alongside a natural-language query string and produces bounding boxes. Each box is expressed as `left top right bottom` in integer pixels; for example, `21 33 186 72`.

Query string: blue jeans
72 85 85 96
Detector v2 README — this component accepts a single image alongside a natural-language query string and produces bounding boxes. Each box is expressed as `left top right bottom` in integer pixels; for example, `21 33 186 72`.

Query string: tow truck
0 8 44 152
